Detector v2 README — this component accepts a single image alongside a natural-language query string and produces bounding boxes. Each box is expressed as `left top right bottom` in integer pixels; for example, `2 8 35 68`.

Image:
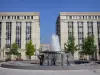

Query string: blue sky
0 0 100 44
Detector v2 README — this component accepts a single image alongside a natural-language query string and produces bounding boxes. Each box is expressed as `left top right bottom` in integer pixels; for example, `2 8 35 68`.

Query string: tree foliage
64 35 79 55
10 42 20 56
80 35 97 56
26 40 35 60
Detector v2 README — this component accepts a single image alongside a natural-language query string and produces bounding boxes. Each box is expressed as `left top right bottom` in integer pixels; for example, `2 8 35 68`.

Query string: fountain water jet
50 34 61 52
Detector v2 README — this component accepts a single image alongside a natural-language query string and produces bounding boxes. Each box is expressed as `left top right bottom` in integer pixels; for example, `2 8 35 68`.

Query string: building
40 44 51 51
0 12 40 60
56 12 100 60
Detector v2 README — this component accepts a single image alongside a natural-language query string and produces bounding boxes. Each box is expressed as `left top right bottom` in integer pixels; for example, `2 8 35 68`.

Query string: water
51 34 61 51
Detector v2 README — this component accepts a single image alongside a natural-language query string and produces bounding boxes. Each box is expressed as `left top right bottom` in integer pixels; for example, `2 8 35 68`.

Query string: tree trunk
29 56 31 60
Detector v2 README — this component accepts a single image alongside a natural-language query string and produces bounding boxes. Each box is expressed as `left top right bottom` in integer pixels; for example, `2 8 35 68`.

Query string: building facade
40 44 51 51
0 12 40 60
56 12 100 60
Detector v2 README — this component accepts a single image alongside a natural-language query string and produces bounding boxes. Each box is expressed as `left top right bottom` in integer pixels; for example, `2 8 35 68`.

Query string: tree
10 42 20 58
26 40 35 60
80 35 97 60
64 35 79 56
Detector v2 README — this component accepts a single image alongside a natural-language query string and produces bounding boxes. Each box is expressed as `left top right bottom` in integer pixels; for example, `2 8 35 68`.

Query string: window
17 16 20 19
1 16 3 19
68 21 73 36
88 16 91 19
31 16 33 19
0 22 2 48
83 16 84 19
69 16 72 19
79 16 81 19
15 16 17 19
95 16 97 19
26 22 31 43
24 16 26 19
4 16 6 19
11 16 13 19
27 16 30 19
98 16 100 19
91 16 93 19
87 16 88 19
16 22 21 48
78 22 83 45
87 22 93 35
8 16 10 19
6 22 12 48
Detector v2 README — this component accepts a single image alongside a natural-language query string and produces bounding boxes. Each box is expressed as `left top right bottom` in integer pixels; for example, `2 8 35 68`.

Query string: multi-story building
0 12 40 60
56 12 100 60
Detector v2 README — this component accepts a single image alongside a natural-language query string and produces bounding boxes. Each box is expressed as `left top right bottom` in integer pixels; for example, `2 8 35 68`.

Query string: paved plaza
0 61 100 75
0 67 100 75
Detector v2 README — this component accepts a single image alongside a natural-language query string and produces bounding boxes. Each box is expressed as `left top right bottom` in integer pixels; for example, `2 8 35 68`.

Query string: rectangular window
16 22 21 48
95 16 97 19
26 22 31 43
31 16 33 19
88 16 91 19
15 16 17 19
69 16 72 19
8 16 10 19
97 22 100 45
6 22 12 48
17 16 20 19
77 22 83 46
0 22 2 48
1 16 3 19
68 21 73 37
24 16 26 19
27 16 30 19
98 16 100 19
87 22 93 35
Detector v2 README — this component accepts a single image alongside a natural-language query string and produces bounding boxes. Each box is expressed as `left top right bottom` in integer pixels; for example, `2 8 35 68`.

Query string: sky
0 0 100 44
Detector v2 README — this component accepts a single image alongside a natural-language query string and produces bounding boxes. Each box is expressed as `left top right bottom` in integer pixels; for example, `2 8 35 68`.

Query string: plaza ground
0 67 100 75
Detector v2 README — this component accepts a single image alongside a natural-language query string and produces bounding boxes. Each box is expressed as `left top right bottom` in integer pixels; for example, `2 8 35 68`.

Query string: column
93 21 99 60
31 21 36 48
60 20 68 50
73 21 78 60
1 21 6 49
21 21 26 49
83 21 88 38
35 21 40 50
11 21 16 44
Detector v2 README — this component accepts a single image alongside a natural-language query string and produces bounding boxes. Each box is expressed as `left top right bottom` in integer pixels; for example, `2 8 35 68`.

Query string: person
38 54 44 65
52 54 56 66
66 55 70 65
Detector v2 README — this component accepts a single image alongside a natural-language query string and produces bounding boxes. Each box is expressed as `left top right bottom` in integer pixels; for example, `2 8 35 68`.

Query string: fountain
39 34 66 66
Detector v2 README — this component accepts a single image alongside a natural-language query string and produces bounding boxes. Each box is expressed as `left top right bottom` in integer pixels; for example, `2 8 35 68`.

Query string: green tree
26 40 35 60
10 42 20 57
80 35 97 60
64 35 79 56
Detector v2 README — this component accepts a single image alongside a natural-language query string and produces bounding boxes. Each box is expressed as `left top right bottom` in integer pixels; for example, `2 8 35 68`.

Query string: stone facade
56 12 100 60
0 12 40 60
